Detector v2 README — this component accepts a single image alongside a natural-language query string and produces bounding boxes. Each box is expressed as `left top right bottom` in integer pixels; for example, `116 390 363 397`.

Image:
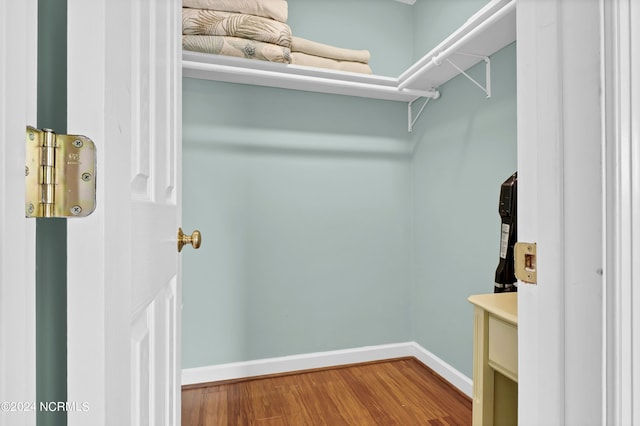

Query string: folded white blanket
291 36 370 64
183 0 288 23
183 8 292 48
183 35 291 63
291 52 372 74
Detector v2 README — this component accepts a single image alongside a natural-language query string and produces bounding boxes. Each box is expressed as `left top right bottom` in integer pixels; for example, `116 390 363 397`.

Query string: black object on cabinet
494 172 517 293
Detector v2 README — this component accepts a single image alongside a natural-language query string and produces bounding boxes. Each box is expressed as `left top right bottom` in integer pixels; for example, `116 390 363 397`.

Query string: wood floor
182 357 471 425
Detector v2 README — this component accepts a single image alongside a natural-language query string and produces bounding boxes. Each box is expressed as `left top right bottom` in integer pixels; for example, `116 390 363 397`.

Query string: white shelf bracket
443 52 492 98
408 96 431 132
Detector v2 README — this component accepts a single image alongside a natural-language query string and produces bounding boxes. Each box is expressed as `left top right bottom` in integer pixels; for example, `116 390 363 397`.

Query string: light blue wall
287 0 414 76
182 80 412 368
409 42 517 377
182 1 517 378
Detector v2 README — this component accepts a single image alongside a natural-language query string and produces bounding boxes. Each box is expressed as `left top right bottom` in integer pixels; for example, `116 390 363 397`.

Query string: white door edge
66 1 182 425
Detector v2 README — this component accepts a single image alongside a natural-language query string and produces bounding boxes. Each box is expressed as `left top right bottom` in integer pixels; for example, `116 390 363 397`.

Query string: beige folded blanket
291 52 372 74
183 35 291 63
183 0 288 23
291 36 370 64
183 9 292 48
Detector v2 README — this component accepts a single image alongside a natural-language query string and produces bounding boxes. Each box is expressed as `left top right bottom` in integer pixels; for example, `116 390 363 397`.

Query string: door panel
66 0 182 424
131 278 178 426
0 0 37 425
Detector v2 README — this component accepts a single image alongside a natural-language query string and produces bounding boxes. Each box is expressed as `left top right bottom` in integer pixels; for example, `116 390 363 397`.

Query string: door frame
602 0 640 423
0 1 37 425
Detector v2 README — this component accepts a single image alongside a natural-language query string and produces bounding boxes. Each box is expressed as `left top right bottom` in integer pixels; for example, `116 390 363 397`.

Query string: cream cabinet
468 292 518 426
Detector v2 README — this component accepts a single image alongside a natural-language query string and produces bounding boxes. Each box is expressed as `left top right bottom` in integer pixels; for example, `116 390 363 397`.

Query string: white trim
0 0 37 425
631 1 640 420
0 0 38 426
603 0 640 424
407 342 473 397
182 343 412 385
181 342 472 398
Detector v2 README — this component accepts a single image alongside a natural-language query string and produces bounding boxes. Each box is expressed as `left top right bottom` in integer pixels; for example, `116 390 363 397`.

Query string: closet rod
183 60 440 101
398 0 515 91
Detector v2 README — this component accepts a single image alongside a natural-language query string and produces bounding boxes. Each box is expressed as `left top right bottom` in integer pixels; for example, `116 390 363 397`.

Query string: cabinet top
468 292 517 325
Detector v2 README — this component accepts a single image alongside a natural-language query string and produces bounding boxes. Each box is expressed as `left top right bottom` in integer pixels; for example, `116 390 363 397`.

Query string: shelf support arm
443 53 492 98
408 96 431 132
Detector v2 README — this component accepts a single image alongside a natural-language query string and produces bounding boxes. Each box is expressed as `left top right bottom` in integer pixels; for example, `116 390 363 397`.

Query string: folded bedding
183 35 291 63
291 36 370 64
181 0 374 73
183 0 288 23
290 52 372 74
183 8 292 48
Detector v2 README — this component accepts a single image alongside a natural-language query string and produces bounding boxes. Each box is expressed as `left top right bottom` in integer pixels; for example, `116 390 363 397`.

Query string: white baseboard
182 341 472 397
406 342 473 397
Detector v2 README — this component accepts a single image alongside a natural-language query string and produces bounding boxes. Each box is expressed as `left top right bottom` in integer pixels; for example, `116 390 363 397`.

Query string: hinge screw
81 172 92 182
25 166 29 176
28 131 34 141
70 205 82 215
27 203 34 214
73 139 83 148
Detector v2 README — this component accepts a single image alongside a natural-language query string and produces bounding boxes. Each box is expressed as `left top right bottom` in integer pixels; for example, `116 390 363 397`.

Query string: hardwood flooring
182 357 471 425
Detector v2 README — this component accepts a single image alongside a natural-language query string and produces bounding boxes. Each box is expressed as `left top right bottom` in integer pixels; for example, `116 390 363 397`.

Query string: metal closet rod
398 0 515 91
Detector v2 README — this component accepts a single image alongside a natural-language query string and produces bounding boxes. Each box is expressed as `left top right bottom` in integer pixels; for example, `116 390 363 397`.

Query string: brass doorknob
177 228 201 252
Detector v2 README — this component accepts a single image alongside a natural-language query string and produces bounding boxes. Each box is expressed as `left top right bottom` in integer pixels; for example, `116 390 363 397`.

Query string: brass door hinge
25 126 96 218
514 242 537 284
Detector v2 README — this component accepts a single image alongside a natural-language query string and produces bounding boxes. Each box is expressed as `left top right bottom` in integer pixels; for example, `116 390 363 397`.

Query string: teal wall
182 81 412 368
182 2 517 378
409 42 517 378
287 0 414 76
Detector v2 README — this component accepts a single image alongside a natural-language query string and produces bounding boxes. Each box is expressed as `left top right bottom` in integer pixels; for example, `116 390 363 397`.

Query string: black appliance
494 172 517 293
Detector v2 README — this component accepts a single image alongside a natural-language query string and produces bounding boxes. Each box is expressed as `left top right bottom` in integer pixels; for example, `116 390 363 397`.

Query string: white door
65 1 183 425
0 0 37 425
